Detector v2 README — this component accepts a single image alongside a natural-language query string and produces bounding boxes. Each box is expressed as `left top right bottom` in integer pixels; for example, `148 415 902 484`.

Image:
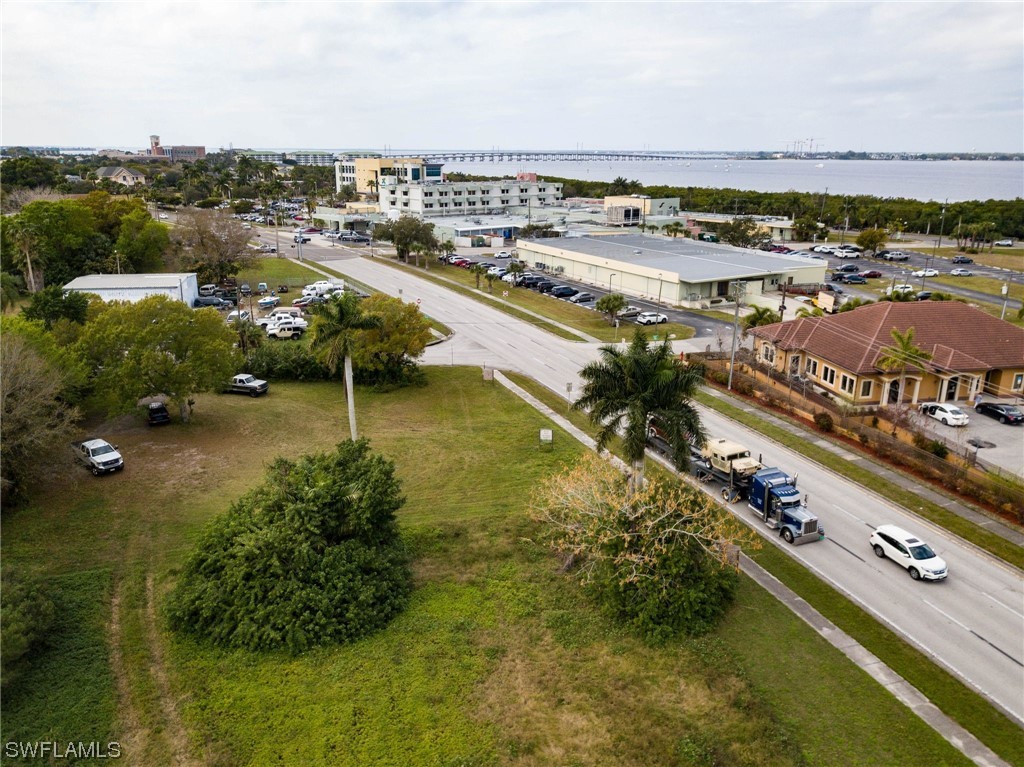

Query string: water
438 158 1022 203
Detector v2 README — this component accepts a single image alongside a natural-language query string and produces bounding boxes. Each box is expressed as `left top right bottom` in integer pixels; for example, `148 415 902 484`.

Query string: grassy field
0 370 981 766
376 256 695 343
929 245 1023 271
507 371 1024 765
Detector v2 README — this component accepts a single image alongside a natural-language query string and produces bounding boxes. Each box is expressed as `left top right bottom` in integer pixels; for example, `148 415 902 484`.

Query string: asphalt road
303 240 1024 725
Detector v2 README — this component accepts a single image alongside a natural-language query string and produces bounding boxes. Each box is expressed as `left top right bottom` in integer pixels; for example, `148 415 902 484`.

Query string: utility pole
933 200 947 256
727 281 746 391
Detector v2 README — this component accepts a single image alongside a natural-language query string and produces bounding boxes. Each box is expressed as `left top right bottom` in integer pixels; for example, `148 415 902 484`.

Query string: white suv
869 525 948 581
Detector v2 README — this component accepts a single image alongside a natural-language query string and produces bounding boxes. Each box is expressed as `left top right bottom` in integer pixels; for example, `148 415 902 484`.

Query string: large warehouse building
515 234 827 308
63 273 199 306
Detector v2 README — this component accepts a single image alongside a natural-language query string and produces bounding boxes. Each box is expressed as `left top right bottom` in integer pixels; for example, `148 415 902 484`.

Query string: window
1015 374 1024 391
822 366 836 386
860 380 873 397
806 359 818 377
840 374 855 395
761 345 775 363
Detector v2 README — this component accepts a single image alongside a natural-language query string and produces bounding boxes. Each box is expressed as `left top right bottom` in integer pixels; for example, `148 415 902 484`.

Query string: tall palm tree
573 330 706 492
469 263 486 289
741 306 781 333
308 293 382 441
235 154 257 186
876 327 932 406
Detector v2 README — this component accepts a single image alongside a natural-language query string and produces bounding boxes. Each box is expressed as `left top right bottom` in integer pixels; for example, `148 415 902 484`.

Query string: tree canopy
167 439 412 653
373 217 439 262
171 209 254 284
352 294 432 387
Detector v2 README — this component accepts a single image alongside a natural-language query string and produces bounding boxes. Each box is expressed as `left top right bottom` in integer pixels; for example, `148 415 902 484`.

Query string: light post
920 255 933 290
932 201 947 256
657 272 664 305
1000 283 1010 320
608 273 617 292
727 280 746 391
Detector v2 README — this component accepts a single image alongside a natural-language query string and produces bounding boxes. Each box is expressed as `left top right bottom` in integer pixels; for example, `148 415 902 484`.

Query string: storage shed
63 273 199 306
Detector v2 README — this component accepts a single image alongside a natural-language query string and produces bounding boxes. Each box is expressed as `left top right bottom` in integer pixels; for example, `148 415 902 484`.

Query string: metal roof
525 234 820 281
63 273 195 290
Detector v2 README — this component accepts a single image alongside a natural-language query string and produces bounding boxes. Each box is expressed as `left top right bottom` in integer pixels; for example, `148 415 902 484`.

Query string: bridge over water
418 150 729 163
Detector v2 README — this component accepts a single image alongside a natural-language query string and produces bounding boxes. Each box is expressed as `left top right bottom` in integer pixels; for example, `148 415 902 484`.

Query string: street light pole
933 201 946 256
657 272 663 305
727 281 746 391
609 273 617 292
1000 283 1010 320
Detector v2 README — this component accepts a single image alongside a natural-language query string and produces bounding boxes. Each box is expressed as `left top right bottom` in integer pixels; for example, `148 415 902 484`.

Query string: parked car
885 284 915 296
617 305 642 318
569 292 596 303
811 245 834 253
835 264 860 273
194 296 227 309
239 283 252 297
834 250 860 259
267 322 305 340
533 281 556 293
870 525 948 581
199 283 219 296
911 268 939 278
974 402 1024 425
158 213 169 220
993 239 1013 247
147 402 171 426
519 275 543 288
495 250 513 259
951 255 974 264
915 291 933 301
226 310 251 323
919 402 969 426
225 373 269 397
822 283 844 294
844 275 868 284
72 438 124 476
487 266 507 277
293 295 327 307
449 257 470 267
549 286 578 298
636 311 668 325
883 251 909 261
859 270 883 278
950 268 973 277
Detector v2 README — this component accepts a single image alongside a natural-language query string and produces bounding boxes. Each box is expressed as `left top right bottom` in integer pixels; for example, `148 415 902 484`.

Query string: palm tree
877 327 932 406
235 154 257 186
664 222 684 238
795 305 825 318
837 297 873 313
308 293 382 441
7 218 40 293
1 272 24 311
573 329 706 493
469 263 486 289
741 306 781 333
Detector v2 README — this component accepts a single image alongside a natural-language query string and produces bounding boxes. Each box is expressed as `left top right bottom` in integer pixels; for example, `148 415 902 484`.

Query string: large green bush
1 569 56 689
245 342 332 381
166 440 411 653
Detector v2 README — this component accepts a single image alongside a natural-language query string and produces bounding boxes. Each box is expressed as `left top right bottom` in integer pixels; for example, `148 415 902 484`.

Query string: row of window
422 187 549 197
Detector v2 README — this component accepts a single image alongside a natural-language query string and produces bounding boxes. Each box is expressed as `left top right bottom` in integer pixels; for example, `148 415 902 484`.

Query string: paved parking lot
911 400 1024 478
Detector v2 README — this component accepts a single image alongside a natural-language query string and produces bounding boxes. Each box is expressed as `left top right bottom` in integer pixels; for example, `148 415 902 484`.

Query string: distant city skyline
3 2 1022 153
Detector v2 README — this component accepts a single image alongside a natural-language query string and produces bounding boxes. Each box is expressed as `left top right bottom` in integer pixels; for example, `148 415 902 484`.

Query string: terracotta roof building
748 302 1024 405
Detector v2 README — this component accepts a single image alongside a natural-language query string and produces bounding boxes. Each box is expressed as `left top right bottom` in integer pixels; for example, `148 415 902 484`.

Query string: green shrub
1 569 56 689
813 412 834 432
246 343 332 381
166 440 412 653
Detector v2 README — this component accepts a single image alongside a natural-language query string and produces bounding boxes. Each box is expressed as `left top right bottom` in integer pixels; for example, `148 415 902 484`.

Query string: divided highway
308 243 1023 725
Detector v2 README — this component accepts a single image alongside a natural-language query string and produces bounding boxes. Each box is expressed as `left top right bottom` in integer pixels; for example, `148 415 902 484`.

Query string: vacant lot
1 370 970 766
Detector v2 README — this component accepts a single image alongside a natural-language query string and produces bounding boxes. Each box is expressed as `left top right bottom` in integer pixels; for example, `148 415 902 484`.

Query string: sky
2 1 1022 153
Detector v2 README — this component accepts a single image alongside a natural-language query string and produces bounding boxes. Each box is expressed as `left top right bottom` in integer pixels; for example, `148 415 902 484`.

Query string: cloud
1 0 1020 152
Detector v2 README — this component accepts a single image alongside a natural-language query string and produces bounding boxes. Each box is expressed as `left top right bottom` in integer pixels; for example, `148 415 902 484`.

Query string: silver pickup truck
73 438 125 476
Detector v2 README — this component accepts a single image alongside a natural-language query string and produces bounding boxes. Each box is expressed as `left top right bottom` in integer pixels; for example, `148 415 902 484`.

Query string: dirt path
109 574 202 767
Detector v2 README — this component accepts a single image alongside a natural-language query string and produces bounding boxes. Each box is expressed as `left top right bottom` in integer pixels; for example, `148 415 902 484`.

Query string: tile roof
749 302 1024 375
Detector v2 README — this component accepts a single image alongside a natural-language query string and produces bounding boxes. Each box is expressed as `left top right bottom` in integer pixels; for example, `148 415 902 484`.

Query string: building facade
236 150 285 164
288 152 336 166
95 166 146 186
63 273 199 307
749 302 1024 404
147 135 206 162
335 156 444 195
377 176 563 218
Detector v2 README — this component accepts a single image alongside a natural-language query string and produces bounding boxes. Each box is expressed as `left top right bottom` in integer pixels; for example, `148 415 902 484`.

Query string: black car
549 286 578 298
829 274 848 283
569 292 596 303
836 263 860 273
533 281 556 293
520 276 542 287
147 402 171 426
975 402 1024 425
194 296 226 309
915 291 933 301
952 255 974 264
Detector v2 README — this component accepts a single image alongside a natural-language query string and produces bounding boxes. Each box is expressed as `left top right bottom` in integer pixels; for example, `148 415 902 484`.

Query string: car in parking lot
636 311 668 325
886 284 915 296
882 251 909 261
549 286 578 299
533 280 556 293
569 292 596 304
834 250 860 259
919 402 969 426
617 305 642 318
835 263 860 273
869 525 948 581
915 291 933 301
294 234 311 244
267 322 306 340
950 268 973 277
974 402 1024 425
448 257 470 267
844 275 868 284
951 255 974 264
494 250 512 259
858 270 883 278
292 295 328 307
226 310 251 324
810 245 835 253
911 268 939 278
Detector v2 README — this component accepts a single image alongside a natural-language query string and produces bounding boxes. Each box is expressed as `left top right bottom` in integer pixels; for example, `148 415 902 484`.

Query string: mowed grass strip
375 256 695 342
0 369 974 766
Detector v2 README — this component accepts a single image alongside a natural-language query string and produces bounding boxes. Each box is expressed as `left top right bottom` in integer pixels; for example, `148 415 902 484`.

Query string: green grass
236 257 324 292
507 371 1024 765
376 257 695 343
0 370 990 766
930 245 1023 271
0 569 118 766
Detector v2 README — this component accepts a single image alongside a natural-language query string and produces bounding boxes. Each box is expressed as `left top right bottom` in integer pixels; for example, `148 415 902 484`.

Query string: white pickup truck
225 374 269 397
73 438 125 476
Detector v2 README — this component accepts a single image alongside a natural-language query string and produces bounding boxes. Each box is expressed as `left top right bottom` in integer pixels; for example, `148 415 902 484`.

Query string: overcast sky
3 1 1022 153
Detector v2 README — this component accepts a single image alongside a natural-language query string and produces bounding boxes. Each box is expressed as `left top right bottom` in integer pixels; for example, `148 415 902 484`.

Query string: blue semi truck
747 467 824 545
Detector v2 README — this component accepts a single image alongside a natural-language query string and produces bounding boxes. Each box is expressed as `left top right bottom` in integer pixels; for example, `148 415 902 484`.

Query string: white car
158 213 169 220
495 250 512 259
487 266 507 277
266 321 306 340
886 284 915 295
226 310 251 324
919 402 969 426
950 268 973 277
811 245 834 253
869 525 948 581
993 239 1013 247
911 268 938 278
257 315 308 330
636 311 668 325
834 250 860 259
304 280 336 295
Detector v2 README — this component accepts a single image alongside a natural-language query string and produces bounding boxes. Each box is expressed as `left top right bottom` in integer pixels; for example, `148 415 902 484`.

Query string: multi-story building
236 150 285 164
288 152 336 166
335 156 444 195
377 173 563 218
147 135 206 162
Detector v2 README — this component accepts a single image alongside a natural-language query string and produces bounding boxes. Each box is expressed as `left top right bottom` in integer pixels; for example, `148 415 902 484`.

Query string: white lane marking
831 504 866 524
923 599 971 632
981 591 1024 620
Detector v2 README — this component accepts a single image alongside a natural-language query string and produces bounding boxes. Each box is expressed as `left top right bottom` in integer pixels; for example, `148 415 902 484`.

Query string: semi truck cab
748 468 824 544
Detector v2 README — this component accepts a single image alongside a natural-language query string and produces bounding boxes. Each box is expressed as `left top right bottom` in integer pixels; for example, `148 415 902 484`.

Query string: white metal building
63 273 199 306
515 234 826 308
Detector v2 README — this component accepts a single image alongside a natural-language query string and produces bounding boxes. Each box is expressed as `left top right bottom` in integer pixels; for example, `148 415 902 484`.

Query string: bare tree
171 209 255 284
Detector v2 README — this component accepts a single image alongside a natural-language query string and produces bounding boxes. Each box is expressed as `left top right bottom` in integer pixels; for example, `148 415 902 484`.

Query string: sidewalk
494 369 1012 767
